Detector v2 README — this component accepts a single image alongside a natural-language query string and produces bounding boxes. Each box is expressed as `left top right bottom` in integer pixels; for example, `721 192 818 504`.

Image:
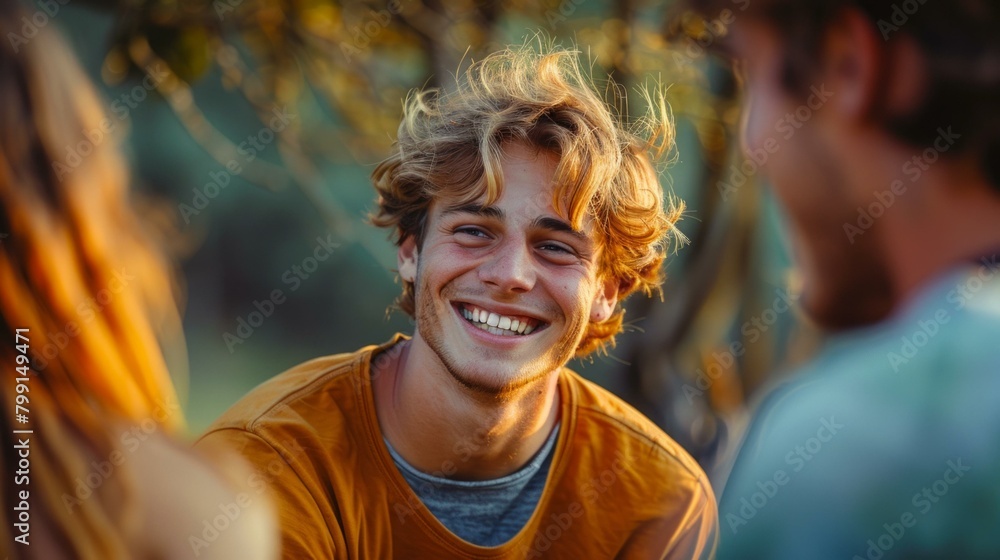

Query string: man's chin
800 284 894 332
443 361 546 398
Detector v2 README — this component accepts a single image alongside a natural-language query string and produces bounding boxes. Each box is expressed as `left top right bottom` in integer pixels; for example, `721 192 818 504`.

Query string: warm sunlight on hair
371 36 685 356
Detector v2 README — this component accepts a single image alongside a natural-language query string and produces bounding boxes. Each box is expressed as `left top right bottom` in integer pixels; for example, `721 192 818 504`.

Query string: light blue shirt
719 262 1000 559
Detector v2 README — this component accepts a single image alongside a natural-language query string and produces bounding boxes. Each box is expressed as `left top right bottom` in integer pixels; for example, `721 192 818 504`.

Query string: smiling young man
197 44 718 558
671 1 1000 558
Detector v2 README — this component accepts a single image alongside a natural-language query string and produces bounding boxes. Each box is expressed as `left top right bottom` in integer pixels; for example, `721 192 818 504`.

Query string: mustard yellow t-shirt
197 335 718 559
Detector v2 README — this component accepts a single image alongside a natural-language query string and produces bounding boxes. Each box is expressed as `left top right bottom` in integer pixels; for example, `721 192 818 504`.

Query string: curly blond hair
371 39 684 356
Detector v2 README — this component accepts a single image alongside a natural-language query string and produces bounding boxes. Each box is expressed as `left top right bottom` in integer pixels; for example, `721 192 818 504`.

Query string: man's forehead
435 186 563 220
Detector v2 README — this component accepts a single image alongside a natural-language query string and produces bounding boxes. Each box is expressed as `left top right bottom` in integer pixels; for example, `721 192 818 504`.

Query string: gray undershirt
384 425 559 547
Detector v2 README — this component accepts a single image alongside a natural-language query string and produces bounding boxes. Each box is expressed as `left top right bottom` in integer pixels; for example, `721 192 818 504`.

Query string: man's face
398 142 617 395
728 19 893 328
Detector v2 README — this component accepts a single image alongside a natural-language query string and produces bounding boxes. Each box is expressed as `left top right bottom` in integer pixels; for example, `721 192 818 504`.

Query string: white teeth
471 322 511 336
459 305 541 336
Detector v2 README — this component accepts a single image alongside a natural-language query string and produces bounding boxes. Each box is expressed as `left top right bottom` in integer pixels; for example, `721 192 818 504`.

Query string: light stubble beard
788 135 896 330
411 270 584 400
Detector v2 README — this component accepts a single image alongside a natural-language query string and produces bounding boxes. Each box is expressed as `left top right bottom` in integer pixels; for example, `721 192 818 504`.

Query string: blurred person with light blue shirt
669 0 1000 557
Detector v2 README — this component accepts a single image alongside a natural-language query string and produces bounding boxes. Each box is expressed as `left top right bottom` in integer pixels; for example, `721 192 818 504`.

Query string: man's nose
478 239 536 294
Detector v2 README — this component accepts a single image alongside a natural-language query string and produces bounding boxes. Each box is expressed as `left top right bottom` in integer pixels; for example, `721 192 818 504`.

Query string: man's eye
539 243 572 255
455 226 489 238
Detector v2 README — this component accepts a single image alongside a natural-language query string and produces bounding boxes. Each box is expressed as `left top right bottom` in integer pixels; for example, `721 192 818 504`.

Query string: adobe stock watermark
212 0 243 20
718 84 835 200
945 254 999 311
684 287 797 403
725 416 844 534
178 105 296 224
886 254 998 372
667 0 750 67
190 409 308 556
222 233 340 353
852 458 970 560
51 63 169 181
543 0 586 28
60 399 182 513
28 268 135 371
339 0 406 64
6 0 71 54
844 126 961 244
389 427 629 557
877 0 930 41
522 451 628 558
392 439 626 556
391 425 497 525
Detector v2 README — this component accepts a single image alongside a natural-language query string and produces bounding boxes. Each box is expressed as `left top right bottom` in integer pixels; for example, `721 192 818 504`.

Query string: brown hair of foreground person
0 5 276 559
674 0 1000 189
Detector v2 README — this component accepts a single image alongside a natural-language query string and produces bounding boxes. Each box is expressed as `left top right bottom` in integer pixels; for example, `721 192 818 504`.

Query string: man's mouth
457 303 546 337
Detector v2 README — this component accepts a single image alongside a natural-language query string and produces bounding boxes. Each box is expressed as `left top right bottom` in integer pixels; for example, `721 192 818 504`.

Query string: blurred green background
45 0 816 478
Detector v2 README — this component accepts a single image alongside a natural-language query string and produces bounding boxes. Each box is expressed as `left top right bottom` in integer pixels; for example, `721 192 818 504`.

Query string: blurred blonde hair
0 7 187 557
371 38 684 356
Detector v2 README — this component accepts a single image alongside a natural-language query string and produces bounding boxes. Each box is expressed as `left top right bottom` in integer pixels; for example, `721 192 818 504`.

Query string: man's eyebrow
531 216 588 243
441 203 505 220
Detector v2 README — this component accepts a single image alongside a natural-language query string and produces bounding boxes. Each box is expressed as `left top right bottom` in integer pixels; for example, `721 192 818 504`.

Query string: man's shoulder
719 285 1000 556
738 270 1000 465
777 269 1000 411
561 369 712 495
201 335 404 436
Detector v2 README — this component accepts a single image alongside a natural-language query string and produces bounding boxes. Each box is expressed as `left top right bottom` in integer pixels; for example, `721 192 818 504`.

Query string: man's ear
398 236 418 282
590 278 620 323
822 7 887 120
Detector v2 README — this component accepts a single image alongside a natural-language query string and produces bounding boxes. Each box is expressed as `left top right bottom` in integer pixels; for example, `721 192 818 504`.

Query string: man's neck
878 163 1000 308
372 337 561 481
